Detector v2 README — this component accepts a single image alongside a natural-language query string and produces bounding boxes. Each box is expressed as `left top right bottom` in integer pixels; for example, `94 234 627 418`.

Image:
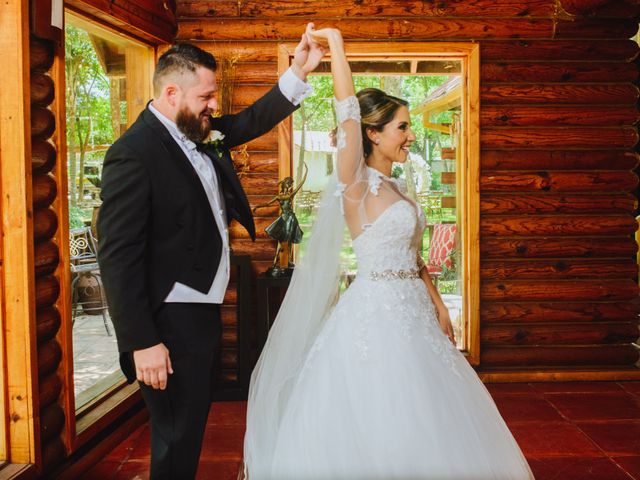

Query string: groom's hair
153 43 217 96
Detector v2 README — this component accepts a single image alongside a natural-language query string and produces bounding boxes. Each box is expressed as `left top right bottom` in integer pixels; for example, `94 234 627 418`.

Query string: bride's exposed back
242 25 535 480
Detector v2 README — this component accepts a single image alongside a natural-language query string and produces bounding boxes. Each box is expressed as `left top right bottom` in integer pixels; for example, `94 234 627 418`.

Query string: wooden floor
82 381 640 480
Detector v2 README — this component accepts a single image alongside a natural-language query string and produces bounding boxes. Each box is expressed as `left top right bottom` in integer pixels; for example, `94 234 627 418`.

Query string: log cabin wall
176 0 640 377
30 34 68 473
0 0 176 476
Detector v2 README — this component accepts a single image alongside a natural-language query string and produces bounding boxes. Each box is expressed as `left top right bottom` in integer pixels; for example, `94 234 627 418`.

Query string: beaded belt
369 268 420 281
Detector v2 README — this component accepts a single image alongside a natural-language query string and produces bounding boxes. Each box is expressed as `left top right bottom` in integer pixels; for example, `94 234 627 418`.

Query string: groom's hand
133 343 174 390
291 22 326 81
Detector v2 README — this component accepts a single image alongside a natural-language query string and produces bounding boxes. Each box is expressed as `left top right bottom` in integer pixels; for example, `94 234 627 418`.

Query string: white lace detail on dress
333 96 361 151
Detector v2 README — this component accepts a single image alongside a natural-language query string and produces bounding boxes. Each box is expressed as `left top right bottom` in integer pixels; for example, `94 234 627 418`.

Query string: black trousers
136 302 222 480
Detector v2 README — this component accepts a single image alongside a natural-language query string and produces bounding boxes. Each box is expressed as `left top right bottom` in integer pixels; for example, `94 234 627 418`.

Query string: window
279 43 480 363
63 11 153 414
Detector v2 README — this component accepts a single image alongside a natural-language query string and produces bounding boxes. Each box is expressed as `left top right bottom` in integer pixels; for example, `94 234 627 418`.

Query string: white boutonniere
204 129 225 158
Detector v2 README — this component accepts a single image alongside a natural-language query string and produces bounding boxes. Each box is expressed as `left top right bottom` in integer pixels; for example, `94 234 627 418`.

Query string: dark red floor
82 381 640 479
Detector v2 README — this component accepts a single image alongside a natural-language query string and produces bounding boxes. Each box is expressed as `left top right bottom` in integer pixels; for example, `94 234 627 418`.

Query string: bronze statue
253 163 308 277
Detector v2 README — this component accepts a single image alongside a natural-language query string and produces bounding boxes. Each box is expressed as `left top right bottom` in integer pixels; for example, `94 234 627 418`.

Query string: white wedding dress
243 96 534 479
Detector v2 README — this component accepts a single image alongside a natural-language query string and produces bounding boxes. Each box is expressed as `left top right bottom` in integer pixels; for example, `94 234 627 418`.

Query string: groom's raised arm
211 67 312 150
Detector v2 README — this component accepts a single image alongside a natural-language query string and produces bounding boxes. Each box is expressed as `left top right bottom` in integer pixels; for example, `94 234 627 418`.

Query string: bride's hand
437 307 456 345
307 26 343 50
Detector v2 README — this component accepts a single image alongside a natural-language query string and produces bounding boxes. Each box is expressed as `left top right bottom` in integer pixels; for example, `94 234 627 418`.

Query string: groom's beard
176 106 211 143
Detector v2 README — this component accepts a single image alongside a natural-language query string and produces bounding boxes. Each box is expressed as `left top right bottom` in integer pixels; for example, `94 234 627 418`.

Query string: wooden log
231 62 278 85
561 0 612 15
481 150 638 171
177 18 634 42
41 437 66 473
481 193 637 215
480 172 638 193
480 345 639 367
34 241 59 277
40 403 65 444
481 258 637 280
555 17 637 37
480 62 638 84
36 307 61 344
196 41 280 63
481 85 639 105
38 373 62 409
35 275 60 310
221 306 237 327
192 39 640 65
248 197 280 217
480 215 637 236
218 371 238 382
33 174 58 208
31 106 56 139
32 139 56 174
232 84 271 108
481 127 638 149
38 340 62 378
480 39 639 62
481 323 639 346
223 284 238 304
481 302 640 324
591 0 640 17
481 105 640 127
239 173 279 195
480 236 638 258
230 239 276 261
235 151 278 174
177 0 554 18
481 279 638 302
243 129 278 151
30 36 54 72
220 349 238 369
231 217 274 239
30 73 55 107
221 328 238 346
33 208 58 242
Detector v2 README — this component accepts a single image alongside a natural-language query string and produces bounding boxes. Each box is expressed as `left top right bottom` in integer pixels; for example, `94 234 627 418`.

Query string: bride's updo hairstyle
356 88 409 157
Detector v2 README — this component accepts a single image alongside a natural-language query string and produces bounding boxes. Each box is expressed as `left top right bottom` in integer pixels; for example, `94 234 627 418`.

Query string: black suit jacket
97 84 297 356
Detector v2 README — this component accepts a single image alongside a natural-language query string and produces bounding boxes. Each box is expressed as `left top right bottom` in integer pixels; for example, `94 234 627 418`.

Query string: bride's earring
374 139 380 145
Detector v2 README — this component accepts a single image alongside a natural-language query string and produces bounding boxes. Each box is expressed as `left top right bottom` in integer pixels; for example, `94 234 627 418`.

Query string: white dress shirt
149 67 312 304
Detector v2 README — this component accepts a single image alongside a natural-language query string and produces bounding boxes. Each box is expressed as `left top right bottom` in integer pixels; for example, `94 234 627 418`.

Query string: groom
97 28 324 479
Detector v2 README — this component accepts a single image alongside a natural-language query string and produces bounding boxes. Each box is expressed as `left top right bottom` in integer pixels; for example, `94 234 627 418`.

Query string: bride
243 25 534 479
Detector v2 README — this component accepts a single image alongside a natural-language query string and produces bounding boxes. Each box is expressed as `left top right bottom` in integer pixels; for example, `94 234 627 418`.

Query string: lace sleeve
333 96 363 189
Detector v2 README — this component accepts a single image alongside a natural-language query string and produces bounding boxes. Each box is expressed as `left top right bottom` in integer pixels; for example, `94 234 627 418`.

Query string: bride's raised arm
309 27 362 188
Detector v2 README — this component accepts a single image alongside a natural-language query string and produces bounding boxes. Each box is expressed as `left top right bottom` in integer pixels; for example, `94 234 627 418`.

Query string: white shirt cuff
279 67 313 106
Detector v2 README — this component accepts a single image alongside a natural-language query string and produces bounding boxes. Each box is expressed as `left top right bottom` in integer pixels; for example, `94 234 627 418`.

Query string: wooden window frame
278 42 481 364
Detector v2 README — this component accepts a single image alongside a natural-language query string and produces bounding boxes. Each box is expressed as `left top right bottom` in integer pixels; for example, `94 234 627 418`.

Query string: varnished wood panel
481 106 640 127
481 345 639 367
481 258 638 280
482 302 640 324
481 323 640 346
177 0 555 18
481 62 638 83
481 279 638 302
480 237 637 258
177 18 636 42
481 172 638 193
480 215 638 236
481 150 638 171
481 194 637 215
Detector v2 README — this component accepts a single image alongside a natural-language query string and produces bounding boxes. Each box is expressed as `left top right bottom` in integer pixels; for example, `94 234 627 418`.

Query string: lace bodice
353 199 426 277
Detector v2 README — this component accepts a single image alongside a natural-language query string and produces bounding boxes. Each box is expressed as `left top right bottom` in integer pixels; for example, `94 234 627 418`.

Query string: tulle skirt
257 277 534 479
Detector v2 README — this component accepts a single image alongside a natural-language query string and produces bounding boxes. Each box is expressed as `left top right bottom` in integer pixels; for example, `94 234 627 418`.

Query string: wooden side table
255 274 292 355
